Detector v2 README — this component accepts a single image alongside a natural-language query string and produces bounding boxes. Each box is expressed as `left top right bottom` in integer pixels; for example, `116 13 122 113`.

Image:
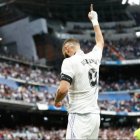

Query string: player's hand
88 4 98 22
54 101 62 108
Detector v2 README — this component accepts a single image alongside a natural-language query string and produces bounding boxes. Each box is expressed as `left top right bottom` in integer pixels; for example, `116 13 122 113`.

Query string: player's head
62 38 80 58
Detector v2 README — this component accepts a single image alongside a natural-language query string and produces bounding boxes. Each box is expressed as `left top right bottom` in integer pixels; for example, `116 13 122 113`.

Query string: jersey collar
75 49 84 55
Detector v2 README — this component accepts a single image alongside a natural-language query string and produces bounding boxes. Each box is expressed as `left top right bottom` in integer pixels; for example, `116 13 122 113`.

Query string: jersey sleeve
60 59 74 84
91 45 103 63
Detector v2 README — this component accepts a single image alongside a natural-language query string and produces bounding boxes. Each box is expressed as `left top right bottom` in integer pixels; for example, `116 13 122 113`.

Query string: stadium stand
0 55 139 114
0 0 140 139
0 126 136 139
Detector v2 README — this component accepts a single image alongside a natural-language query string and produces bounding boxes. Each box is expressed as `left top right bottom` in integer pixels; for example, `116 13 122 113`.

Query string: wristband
91 19 99 26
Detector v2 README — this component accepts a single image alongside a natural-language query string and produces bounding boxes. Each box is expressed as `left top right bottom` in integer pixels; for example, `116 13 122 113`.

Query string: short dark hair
62 38 80 48
62 38 80 57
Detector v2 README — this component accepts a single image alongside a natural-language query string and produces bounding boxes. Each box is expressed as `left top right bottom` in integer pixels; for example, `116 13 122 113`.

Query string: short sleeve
60 59 74 84
91 45 103 63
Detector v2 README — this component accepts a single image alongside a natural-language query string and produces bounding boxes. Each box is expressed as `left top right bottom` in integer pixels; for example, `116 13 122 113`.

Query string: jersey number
88 68 97 87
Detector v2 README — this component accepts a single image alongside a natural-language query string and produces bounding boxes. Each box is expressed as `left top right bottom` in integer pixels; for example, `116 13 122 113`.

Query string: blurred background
0 0 140 139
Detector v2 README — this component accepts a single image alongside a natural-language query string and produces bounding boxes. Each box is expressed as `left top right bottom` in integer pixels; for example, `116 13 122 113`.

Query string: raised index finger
90 4 93 11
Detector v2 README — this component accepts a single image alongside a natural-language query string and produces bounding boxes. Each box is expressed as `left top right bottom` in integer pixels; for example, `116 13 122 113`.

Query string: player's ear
65 54 70 58
63 47 69 58
65 47 69 53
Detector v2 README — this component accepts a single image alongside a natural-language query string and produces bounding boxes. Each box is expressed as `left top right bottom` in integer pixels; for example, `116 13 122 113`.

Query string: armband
60 73 72 84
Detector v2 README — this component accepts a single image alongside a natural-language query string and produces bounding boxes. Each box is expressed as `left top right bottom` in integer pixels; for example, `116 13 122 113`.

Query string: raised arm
88 4 104 50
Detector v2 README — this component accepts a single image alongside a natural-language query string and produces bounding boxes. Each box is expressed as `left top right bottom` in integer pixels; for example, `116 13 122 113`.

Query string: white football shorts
66 113 100 139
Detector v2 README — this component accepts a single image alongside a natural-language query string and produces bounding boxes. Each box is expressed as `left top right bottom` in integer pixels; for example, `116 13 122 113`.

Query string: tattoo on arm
55 89 67 103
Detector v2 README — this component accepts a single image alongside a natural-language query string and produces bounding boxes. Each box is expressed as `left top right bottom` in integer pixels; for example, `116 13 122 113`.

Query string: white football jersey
61 45 103 114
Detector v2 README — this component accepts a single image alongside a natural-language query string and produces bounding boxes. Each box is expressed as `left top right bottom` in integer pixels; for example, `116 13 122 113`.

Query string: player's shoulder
62 51 83 65
92 45 103 52
65 54 77 61
62 57 73 66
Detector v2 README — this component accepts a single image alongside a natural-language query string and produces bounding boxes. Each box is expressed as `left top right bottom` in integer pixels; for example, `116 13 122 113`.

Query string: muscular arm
94 25 104 50
88 4 104 50
54 80 70 107
54 59 74 107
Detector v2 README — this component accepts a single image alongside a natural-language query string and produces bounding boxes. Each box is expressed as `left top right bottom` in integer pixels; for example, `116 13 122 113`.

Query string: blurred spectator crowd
81 38 140 60
0 82 140 112
99 127 135 140
99 94 140 113
0 61 140 93
0 84 54 104
99 78 140 92
0 54 139 112
0 126 136 140
0 62 59 85
0 126 65 140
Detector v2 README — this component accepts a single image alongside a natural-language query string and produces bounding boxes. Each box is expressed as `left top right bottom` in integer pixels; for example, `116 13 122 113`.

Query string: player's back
65 46 102 114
